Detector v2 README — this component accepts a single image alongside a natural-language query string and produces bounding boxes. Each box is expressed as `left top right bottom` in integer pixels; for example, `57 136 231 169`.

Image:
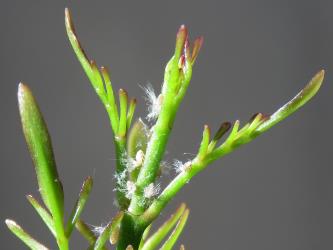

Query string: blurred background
1 0 332 249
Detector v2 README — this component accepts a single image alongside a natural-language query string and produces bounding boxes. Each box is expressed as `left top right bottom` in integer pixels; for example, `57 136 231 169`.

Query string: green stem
128 101 178 215
138 158 205 225
57 234 69 250
116 213 146 250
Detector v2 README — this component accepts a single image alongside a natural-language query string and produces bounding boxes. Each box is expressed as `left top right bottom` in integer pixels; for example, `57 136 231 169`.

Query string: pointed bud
191 36 204 64
175 25 188 58
184 38 190 60
213 122 231 141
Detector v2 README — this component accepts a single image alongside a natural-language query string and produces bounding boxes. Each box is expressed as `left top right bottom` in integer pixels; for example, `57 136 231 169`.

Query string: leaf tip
5 219 18 229
64 7 73 30
26 194 33 200
119 88 128 99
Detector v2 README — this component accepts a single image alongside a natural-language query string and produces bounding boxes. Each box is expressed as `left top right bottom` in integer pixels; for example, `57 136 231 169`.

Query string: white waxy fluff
114 169 127 194
173 159 192 173
141 83 163 121
125 181 136 199
91 224 107 236
124 150 145 173
144 183 161 199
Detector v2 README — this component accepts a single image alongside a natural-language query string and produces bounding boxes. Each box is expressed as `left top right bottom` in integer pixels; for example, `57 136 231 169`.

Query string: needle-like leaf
94 212 124 250
65 9 96 95
26 195 55 237
101 66 119 132
76 220 97 246
138 224 152 249
66 176 93 237
118 89 128 137
197 125 210 159
256 70 324 135
127 98 137 130
141 203 186 250
5 219 49 250
159 209 190 250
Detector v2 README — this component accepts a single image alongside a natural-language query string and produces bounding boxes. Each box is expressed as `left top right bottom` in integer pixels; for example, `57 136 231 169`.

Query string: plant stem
128 103 178 215
138 158 206 225
116 213 146 250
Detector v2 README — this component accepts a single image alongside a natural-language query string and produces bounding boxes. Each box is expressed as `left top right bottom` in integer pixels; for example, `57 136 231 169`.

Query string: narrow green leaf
127 98 137 130
76 220 97 245
65 8 94 85
234 113 264 144
224 120 240 144
66 176 93 237
159 209 190 250
101 66 119 132
94 212 124 250
118 89 128 137
138 224 152 250
26 195 56 237
18 83 65 240
197 125 210 159
5 219 49 250
256 70 324 134
90 61 108 105
141 203 186 250
109 213 123 245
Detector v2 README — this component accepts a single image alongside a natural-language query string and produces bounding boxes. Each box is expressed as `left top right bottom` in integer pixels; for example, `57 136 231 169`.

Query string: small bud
213 122 231 141
191 36 204 64
135 150 145 167
175 25 188 58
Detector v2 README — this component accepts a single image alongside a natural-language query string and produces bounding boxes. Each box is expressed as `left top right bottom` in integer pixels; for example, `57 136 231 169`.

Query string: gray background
1 0 332 249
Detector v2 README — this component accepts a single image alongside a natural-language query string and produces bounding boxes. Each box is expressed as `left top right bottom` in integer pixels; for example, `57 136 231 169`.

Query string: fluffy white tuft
125 181 136 199
120 150 145 173
114 168 127 194
141 83 163 121
144 183 161 199
159 161 171 175
173 159 192 173
91 224 107 236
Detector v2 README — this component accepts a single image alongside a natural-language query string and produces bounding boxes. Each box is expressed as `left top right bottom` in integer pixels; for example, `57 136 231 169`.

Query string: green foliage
6 7 324 250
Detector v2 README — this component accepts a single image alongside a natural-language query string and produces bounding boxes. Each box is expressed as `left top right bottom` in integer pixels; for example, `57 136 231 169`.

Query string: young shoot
6 7 324 250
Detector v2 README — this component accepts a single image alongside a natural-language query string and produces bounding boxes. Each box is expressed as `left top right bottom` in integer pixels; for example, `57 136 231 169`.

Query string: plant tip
5 219 17 228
